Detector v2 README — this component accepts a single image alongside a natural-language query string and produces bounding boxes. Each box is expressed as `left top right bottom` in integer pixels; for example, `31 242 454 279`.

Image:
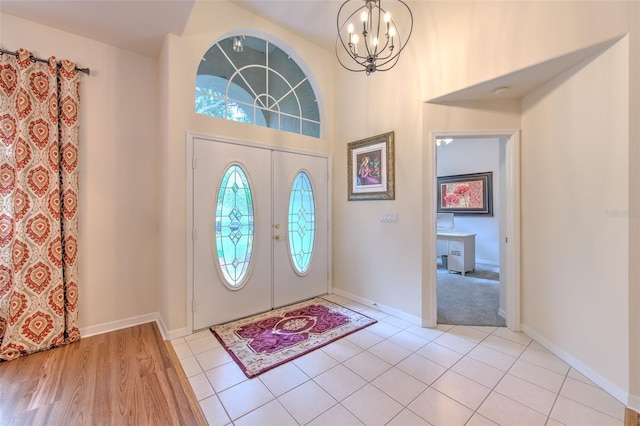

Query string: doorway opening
436 137 505 326
429 130 520 331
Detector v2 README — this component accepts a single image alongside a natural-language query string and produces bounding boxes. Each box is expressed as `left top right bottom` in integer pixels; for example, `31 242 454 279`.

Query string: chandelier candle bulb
361 11 368 34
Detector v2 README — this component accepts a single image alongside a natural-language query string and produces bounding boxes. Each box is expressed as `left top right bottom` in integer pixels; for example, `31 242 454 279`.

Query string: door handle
275 234 283 241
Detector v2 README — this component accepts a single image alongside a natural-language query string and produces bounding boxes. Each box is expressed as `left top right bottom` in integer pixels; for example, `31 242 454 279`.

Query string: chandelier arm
335 37 370 72
386 5 413 57
336 2 364 59
369 29 402 63
373 1 383 58
362 35 372 59
376 38 391 58
336 38 370 68
371 17 411 68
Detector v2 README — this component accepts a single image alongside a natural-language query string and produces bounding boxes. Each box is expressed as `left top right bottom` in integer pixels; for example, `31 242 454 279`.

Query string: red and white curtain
0 48 80 360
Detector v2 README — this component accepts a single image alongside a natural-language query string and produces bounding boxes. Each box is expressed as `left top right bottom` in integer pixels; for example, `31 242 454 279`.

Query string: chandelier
336 0 413 75
233 35 245 53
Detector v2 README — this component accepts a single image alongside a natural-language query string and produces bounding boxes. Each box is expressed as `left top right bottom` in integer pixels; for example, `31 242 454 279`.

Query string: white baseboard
164 327 190 341
79 312 190 342
79 312 163 338
521 324 628 405
331 288 422 326
154 315 190 340
476 258 500 267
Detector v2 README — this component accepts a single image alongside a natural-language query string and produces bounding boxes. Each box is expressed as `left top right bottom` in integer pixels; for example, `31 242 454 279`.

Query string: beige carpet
437 261 505 326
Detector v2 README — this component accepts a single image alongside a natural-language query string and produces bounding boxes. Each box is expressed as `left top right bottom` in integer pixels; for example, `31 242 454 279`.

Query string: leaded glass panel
288 171 315 274
215 164 255 288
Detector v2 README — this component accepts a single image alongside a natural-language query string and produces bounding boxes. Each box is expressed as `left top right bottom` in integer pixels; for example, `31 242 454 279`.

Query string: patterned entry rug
210 297 377 378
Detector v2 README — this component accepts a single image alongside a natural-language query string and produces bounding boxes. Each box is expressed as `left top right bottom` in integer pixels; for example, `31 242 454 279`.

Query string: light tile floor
171 294 625 425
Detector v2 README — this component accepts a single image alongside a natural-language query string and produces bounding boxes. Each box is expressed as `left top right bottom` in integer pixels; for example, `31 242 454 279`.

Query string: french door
192 138 328 329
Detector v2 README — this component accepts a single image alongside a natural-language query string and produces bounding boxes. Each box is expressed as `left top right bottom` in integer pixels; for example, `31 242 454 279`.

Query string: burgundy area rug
210 297 377 378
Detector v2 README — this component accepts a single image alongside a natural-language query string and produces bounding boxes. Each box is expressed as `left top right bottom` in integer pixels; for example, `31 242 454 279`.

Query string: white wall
521 37 630 397
0 13 161 329
436 138 500 265
333 0 629 325
159 1 335 332
334 0 632 401
331 43 425 321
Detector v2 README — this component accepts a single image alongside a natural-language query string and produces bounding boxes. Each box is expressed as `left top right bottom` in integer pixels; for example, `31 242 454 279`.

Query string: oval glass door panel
288 171 315 274
215 164 254 289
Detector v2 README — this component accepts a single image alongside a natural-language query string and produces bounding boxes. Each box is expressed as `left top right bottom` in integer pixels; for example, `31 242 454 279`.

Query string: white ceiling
0 0 197 58
229 0 342 51
0 0 341 58
0 0 619 101
428 36 622 103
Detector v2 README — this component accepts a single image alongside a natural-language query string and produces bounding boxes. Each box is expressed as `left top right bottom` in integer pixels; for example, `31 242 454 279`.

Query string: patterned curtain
0 48 80 361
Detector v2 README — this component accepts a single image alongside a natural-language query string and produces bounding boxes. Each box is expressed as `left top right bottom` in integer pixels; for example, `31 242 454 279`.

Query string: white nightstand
437 232 476 275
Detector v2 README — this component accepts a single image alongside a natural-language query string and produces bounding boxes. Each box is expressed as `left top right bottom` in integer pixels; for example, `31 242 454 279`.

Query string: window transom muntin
196 35 320 138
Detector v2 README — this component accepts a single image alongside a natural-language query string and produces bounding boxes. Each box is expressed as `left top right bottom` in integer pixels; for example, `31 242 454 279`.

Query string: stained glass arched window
215 164 255 288
288 171 315 274
195 35 321 138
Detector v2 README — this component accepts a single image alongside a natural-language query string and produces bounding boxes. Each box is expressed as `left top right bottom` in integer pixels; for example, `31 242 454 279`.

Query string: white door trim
426 129 521 331
185 131 332 334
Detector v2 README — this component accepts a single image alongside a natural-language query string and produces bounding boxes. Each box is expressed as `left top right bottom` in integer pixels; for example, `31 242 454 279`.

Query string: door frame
427 129 521 330
185 132 332 333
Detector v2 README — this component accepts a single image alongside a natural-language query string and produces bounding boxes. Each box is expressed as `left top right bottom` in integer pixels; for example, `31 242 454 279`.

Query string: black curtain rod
0 48 90 76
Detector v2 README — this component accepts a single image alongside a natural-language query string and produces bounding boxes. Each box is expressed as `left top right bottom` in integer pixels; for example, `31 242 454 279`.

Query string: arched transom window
195 35 321 138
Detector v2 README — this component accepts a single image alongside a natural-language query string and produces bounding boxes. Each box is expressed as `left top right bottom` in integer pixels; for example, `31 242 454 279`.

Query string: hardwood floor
0 322 206 426
626 407 640 426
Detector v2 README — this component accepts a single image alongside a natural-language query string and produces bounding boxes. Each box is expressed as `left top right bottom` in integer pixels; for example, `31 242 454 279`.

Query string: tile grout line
370 323 494 424
545 368 571 426
446 325 509 424
179 307 624 426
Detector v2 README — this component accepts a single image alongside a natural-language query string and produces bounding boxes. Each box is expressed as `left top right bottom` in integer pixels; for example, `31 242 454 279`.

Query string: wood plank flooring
626 407 640 426
0 322 206 426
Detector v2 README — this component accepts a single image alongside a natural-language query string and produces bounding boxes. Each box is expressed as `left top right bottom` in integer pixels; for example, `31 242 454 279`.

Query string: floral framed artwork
437 172 493 215
347 131 395 201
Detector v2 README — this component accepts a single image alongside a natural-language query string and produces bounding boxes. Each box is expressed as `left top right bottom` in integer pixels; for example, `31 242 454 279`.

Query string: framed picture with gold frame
347 131 395 201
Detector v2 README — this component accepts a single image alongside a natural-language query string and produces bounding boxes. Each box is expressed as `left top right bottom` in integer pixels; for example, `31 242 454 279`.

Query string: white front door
192 138 328 329
272 151 328 308
193 140 272 329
